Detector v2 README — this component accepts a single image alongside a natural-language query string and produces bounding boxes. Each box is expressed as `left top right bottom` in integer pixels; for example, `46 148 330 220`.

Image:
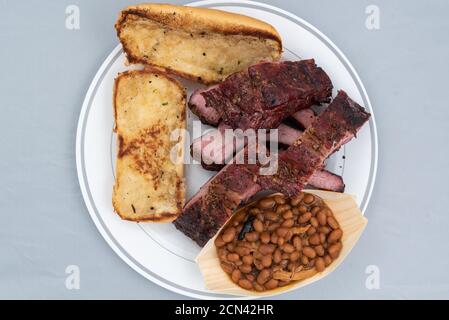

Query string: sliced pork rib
292 108 316 129
175 157 261 246
190 123 303 169
174 91 370 246
306 170 345 193
258 91 370 196
190 124 345 192
189 60 333 130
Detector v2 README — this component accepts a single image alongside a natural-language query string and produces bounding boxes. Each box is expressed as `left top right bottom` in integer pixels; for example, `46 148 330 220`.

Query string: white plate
76 0 378 299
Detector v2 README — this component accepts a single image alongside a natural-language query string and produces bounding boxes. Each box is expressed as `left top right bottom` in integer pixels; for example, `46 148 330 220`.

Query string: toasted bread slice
112 70 186 222
115 3 282 84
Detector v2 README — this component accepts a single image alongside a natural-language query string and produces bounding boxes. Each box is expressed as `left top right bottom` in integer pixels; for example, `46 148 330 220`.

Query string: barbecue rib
174 91 370 246
190 123 345 192
292 108 316 129
189 60 333 130
190 123 301 168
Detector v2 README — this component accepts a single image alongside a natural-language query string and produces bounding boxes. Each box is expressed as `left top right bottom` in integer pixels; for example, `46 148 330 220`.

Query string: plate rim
76 0 378 299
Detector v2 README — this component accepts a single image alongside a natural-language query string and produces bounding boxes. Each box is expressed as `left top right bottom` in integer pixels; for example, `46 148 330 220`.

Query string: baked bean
310 217 319 228
245 232 259 242
290 194 303 206
317 210 327 226
307 227 317 235
293 236 302 250
260 231 270 244
254 283 264 292
267 223 280 232
238 241 252 249
311 206 321 214
303 194 315 204
253 251 263 260
254 260 264 271
320 233 326 244
246 274 255 282
215 236 226 247
276 227 289 238
314 245 325 257
258 198 275 209
238 279 253 290
259 244 276 255
282 210 294 219
319 226 331 234
257 269 271 285
327 216 339 229
328 229 343 243
277 237 285 246
217 248 228 260
261 255 273 267
324 255 333 266
309 233 321 245
231 269 241 283
217 192 342 292
315 257 325 272
274 195 286 204
239 264 252 274
273 249 282 263
242 255 253 265
302 247 316 259
301 255 309 265
298 212 312 223
270 233 278 244
278 280 290 287
252 219 264 233
290 251 300 262
222 227 236 243
281 219 295 228
264 211 278 221
328 242 342 259
227 253 240 262
221 262 234 274
276 204 291 214
264 279 279 290
288 262 297 271
234 246 250 256
282 243 295 253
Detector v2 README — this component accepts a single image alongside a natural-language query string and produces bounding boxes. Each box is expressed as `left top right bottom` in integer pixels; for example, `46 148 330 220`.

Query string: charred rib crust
191 60 333 130
175 90 370 246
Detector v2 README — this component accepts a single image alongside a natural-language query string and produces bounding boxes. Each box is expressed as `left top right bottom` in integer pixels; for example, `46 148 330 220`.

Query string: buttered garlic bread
115 3 282 84
112 70 186 222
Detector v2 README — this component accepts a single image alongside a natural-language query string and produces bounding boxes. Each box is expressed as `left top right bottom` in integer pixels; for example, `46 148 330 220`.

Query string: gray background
0 0 448 299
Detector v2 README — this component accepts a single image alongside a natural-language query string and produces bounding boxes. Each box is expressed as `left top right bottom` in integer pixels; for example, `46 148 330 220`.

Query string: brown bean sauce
215 192 343 292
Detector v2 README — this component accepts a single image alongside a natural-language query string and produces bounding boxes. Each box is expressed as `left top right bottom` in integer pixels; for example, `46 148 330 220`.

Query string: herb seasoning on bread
115 3 282 84
112 70 186 222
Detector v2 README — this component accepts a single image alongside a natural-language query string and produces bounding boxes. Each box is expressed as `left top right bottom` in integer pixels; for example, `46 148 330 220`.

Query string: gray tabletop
0 0 448 299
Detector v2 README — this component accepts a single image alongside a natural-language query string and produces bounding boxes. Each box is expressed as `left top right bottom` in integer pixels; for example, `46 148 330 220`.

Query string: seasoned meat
189 60 333 129
174 91 370 246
